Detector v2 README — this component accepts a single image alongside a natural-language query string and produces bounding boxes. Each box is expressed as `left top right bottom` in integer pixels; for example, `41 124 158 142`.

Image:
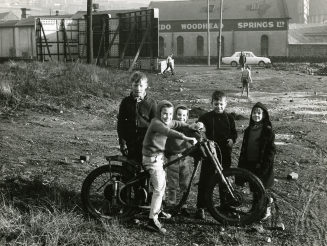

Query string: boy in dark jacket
117 71 157 164
238 102 276 220
196 90 238 219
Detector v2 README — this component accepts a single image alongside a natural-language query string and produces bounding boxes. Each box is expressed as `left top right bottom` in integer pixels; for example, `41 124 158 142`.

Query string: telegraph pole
207 0 210 66
217 0 223 69
86 0 93 64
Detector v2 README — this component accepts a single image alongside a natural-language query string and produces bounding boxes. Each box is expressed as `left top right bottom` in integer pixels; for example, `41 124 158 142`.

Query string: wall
159 29 288 58
289 44 327 57
15 26 36 57
0 27 14 57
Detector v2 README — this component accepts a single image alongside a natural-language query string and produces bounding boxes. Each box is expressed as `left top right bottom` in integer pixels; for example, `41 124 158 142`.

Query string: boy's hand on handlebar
227 139 233 148
119 143 128 156
185 136 197 145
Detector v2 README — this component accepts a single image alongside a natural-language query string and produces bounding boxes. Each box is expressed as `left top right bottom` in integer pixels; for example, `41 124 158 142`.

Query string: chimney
55 10 59 16
21 8 30 19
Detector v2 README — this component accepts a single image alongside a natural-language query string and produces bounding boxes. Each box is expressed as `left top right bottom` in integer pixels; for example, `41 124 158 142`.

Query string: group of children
117 71 276 234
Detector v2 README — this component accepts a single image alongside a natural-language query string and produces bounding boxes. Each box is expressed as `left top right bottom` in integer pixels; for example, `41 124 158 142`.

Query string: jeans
143 153 166 220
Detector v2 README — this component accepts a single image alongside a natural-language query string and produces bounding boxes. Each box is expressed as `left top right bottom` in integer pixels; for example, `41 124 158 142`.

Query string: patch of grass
0 61 131 110
0 175 144 245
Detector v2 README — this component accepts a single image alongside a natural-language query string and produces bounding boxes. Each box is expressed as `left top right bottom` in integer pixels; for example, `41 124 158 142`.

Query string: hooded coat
238 102 276 188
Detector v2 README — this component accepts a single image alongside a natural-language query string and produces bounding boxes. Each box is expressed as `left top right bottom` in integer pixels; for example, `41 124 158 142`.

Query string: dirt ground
1 65 327 245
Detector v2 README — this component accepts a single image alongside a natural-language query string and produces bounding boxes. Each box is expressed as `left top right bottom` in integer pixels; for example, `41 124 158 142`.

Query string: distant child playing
238 102 276 220
241 65 253 98
163 53 174 75
142 100 200 234
196 91 238 219
165 105 192 216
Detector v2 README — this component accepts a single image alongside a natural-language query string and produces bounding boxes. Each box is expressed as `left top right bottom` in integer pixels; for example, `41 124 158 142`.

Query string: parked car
222 51 271 67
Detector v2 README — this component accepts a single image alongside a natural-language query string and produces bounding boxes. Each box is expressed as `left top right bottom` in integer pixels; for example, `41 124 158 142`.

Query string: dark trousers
163 63 174 75
196 147 231 209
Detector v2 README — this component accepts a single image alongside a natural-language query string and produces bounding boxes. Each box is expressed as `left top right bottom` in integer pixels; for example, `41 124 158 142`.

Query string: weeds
0 61 130 111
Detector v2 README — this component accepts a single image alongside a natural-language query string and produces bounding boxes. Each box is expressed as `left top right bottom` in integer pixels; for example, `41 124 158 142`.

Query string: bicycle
81 136 266 226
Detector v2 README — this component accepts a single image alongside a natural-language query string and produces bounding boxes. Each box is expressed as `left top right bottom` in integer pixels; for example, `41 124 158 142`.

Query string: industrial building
0 0 327 62
150 0 290 58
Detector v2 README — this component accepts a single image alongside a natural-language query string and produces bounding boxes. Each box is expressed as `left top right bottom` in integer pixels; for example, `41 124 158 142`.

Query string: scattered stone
276 222 285 231
251 223 264 233
293 161 300 166
287 172 299 180
266 237 272 243
80 155 90 162
179 87 184 92
60 110 63 114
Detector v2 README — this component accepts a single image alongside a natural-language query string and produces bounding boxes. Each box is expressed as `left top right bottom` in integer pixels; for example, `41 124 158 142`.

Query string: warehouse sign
159 18 288 32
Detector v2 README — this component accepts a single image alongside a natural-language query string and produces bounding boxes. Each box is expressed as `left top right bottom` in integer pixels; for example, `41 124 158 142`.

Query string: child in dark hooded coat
238 102 276 220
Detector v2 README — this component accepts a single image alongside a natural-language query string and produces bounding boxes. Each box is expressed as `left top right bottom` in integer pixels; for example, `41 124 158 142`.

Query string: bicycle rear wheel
206 168 266 225
81 164 138 222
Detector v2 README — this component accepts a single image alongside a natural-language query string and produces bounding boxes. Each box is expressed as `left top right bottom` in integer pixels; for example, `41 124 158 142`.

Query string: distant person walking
239 51 247 70
241 65 253 98
163 53 175 75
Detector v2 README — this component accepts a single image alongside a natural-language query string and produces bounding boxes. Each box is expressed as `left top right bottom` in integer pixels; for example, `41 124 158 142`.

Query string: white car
222 51 271 67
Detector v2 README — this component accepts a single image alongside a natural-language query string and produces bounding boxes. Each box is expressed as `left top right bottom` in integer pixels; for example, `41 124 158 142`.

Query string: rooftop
149 0 289 20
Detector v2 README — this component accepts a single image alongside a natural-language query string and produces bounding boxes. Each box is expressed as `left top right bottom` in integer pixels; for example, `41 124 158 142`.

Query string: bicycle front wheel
81 164 138 222
206 168 266 225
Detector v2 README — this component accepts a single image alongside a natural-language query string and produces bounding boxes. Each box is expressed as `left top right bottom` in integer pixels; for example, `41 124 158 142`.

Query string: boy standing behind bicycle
117 71 157 164
196 90 237 220
142 100 199 234
165 105 192 216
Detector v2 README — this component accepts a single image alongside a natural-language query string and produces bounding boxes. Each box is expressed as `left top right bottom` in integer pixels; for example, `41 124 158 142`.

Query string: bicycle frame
112 138 239 210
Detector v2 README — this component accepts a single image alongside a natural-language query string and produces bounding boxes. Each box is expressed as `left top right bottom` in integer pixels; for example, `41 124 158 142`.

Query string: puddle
275 134 294 140
275 141 289 146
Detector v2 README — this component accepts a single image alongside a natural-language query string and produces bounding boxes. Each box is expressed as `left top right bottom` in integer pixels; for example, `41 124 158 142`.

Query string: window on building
217 36 225 58
159 36 164 58
177 36 184 57
197 35 204 56
261 35 269 57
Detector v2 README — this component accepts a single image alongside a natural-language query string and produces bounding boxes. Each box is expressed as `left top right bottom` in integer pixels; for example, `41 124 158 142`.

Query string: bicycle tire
206 168 266 225
81 164 138 222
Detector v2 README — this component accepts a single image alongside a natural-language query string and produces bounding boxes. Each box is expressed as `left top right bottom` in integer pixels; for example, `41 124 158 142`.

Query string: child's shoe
158 210 172 219
262 197 273 221
261 206 271 221
147 218 167 234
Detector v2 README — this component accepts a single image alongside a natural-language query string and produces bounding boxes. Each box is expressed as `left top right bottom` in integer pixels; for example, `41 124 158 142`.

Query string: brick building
149 0 290 58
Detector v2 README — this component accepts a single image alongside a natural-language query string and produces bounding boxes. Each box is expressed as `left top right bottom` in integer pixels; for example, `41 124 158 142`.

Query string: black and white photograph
0 0 327 245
